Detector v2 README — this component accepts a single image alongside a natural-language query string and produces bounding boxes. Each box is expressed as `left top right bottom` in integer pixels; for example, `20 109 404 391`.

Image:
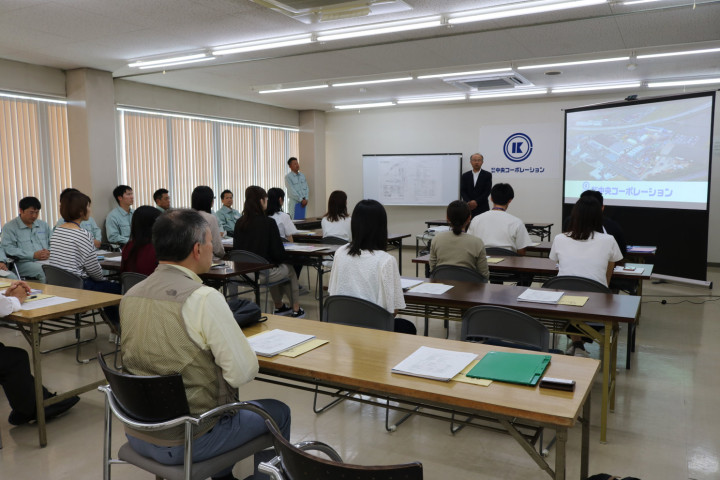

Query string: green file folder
466 351 551 386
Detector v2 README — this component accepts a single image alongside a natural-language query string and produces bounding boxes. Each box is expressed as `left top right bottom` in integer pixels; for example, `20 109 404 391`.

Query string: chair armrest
98 385 194 431
196 401 280 432
295 441 343 461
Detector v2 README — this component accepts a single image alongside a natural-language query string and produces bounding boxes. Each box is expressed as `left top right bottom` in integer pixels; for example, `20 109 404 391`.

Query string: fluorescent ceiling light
448 0 606 24
335 102 395 109
648 78 720 88
397 95 467 104
129 53 210 69
259 85 328 94
137 57 214 69
213 35 312 55
469 89 547 99
518 56 629 70
332 77 413 87
317 16 442 42
551 82 641 93
622 0 659 4
637 47 720 59
417 67 512 80
0 92 66 104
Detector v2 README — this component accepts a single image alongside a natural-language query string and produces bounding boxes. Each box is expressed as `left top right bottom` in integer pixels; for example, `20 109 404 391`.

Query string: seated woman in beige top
429 200 489 280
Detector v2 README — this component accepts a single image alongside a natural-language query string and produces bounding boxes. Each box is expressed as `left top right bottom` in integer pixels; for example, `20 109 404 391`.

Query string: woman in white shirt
328 199 415 334
321 190 352 242
267 188 298 241
549 195 623 356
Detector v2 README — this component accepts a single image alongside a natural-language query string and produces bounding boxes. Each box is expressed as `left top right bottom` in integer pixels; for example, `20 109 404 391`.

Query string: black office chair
228 250 287 312
97 353 277 480
311 235 348 299
41 264 108 363
484 247 534 285
428 265 487 338
485 247 519 257
258 420 423 480
120 272 147 294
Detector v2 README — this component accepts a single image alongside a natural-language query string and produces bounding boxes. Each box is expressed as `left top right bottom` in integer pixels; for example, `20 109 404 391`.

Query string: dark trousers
0 343 47 417
83 278 122 328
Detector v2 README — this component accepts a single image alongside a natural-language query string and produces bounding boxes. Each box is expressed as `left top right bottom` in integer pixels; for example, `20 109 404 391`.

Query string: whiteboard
362 154 462 206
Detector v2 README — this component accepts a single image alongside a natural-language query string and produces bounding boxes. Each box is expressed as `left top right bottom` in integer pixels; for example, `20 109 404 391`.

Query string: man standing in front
106 185 134 246
0 197 51 282
284 157 309 220
460 153 492 218
120 209 290 480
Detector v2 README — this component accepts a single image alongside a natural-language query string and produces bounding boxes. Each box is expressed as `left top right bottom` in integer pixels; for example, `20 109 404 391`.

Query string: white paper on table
613 266 645 275
222 238 233 245
283 244 327 252
247 329 316 357
103 256 122 262
392 346 478 382
20 296 77 310
401 278 424 290
517 288 564 304
0 270 12 278
95 249 111 255
408 283 453 295
294 230 314 234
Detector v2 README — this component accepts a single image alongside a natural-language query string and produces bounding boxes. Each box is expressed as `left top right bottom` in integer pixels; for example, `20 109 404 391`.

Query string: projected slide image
564 95 713 210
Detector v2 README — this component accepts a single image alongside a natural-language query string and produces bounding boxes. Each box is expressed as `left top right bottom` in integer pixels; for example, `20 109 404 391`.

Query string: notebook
466 351 551 386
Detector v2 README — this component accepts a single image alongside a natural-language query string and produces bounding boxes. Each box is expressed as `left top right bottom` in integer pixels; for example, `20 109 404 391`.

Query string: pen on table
28 294 38 300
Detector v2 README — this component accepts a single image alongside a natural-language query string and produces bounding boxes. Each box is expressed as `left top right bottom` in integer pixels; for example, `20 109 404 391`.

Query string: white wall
326 92 720 262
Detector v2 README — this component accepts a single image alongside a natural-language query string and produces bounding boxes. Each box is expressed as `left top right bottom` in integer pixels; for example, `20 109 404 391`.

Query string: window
118 108 298 212
0 92 71 229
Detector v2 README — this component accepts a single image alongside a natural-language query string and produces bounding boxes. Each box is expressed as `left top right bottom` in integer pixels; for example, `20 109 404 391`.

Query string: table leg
581 392 591 479
253 272 261 305
30 323 47 447
316 260 324 320
554 427 567 480
397 240 403 275
600 325 611 443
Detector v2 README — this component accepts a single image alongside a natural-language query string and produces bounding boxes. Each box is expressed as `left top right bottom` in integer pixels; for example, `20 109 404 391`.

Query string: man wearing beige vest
120 209 290 480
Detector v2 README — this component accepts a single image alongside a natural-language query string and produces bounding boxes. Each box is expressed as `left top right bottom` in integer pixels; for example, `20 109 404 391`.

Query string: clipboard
466 351 551 386
294 203 306 220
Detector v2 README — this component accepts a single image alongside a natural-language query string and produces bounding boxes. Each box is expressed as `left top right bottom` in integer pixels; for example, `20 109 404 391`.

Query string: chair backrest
485 247 519 257
323 295 394 331
322 236 348 245
542 275 611 293
430 265 487 284
120 272 147 294
42 264 83 289
98 353 189 422
461 305 550 352
265 420 423 480
228 250 272 280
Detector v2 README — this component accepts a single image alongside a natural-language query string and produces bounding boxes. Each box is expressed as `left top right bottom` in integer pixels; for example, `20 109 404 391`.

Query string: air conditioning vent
248 0 412 24
444 72 533 91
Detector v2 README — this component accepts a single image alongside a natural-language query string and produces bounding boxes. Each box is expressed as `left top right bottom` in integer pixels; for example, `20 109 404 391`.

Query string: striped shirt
49 226 104 280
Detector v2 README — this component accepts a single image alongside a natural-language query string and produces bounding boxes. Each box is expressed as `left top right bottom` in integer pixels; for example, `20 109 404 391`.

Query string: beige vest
120 264 234 445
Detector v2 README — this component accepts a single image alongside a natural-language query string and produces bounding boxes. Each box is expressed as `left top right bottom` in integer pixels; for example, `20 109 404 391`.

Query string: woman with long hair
233 186 304 318
121 205 161 276
328 199 415 334
191 185 225 260
266 187 298 241
321 190 351 241
429 200 489 279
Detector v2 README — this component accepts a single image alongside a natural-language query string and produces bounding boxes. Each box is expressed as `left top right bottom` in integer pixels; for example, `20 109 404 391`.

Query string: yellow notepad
557 295 589 307
0 280 12 288
279 338 328 357
452 359 493 387
486 257 505 264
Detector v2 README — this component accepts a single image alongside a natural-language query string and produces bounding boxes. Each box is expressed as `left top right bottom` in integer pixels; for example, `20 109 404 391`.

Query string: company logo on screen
503 133 533 162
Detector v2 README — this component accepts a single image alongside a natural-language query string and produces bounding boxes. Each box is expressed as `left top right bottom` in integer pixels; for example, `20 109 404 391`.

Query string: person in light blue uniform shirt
0 197 51 282
0 245 18 280
106 185 134 246
284 156 309 219
153 188 170 213
215 189 241 237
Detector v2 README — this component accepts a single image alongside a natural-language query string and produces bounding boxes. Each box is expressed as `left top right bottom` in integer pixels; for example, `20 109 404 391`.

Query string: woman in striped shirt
49 191 121 327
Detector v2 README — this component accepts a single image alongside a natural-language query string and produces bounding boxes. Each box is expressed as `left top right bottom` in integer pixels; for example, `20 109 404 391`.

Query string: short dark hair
19 197 41 211
152 209 209 262
325 190 348 222
348 200 387 256
446 200 470 235
220 189 233 200
153 188 168 202
490 183 514 206
59 188 80 202
191 186 214 213
567 196 603 241
236 186 267 231
266 188 285 216
113 185 132 204
287 156 298 166
580 189 604 206
60 191 91 221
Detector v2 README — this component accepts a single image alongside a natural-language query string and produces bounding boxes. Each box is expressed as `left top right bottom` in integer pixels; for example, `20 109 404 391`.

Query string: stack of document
517 288 564 304
248 329 316 357
392 346 478 382
283 244 327 252
614 266 645 275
